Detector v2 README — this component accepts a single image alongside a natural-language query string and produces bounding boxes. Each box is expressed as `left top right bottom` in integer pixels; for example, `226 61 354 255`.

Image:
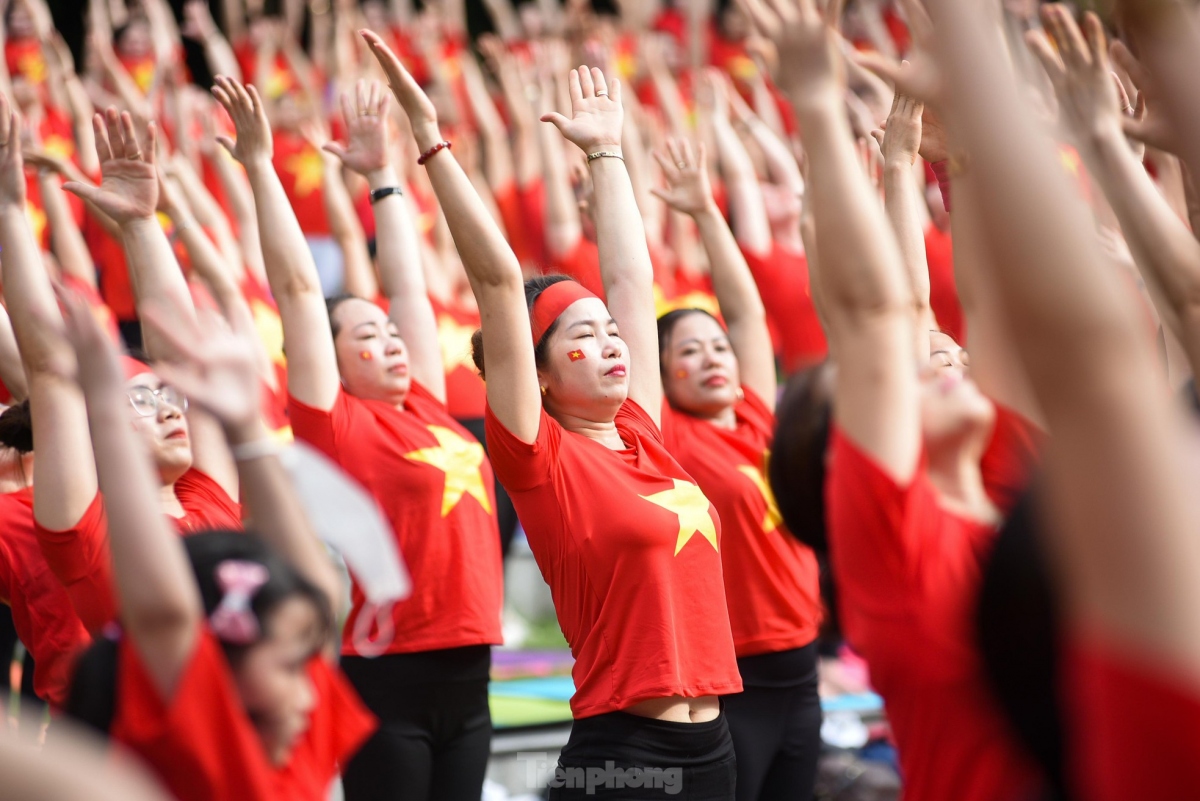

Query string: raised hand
540 66 623 155
181 0 217 41
45 283 124 395
1027 6 1121 147
62 108 159 225
651 139 716 217
142 299 262 437
1110 38 1178 155
360 29 441 150
0 93 25 209
322 80 393 177
873 88 924 166
210 75 273 166
853 0 940 104
736 0 842 105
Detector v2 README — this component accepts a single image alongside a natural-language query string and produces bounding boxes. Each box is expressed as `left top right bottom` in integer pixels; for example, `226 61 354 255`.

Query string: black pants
460 417 520 557
341 646 493 801
723 643 822 801
549 708 737 801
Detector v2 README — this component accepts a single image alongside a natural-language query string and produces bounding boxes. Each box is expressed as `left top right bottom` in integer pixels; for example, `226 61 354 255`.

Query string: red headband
122 355 153 381
530 281 598 346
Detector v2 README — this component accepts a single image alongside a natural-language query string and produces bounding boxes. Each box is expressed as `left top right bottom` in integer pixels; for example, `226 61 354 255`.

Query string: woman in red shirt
0 103 241 635
211 75 503 801
53 283 373 801
931 3 1200 799
364 33 742 799
743 6 1044 800
651 138 822 801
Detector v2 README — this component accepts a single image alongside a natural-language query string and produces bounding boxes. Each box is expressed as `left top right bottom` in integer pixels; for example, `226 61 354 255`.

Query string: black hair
656 308 721 366
66 529 333 736
769 362 835 555
471 274 575 380
976 484 1068 801
0 400 33 453
326 293 364 339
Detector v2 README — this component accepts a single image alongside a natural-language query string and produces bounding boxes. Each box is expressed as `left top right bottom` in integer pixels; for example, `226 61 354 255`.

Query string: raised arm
479 35 541 189
875 87 934 360
0 97 98 530
460 51 514 192
0 305 28 404
363 29 540 441
35 169 98 291
63 109 239 497
143 301 344 648
931 0 1200 670
745 0 918 481
653 138 777 406
55 286 202 699
703 69 773 257
534 47 583 258
182 0 243 81
212 76 342 412
323 81 446 401
1028 8 1200 378
543 67 662 423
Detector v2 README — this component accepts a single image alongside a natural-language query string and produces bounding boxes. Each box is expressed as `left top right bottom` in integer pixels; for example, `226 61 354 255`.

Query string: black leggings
723 643 823 801
549 707 737 801
341 646 493 801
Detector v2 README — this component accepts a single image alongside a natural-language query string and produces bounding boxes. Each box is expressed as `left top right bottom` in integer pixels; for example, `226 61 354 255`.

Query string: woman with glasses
0 100 242 635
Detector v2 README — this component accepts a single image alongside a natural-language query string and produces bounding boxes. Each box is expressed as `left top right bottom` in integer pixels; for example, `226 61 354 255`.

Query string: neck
159 478 186 518
700 403 738 431
554 409 624 450
774 226 804 253
926 437 999 526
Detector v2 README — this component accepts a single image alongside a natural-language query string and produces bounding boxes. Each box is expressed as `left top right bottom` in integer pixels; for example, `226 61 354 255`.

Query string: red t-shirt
113 627 375 801
287 384 503 657
1066 639 1200 801
981 404 1044 515
517 180 547 270
484 399 743 718
35 469 242 634
492 182 540 270
429 296 486 421
86 215 138 322
0 488 90 707
661 388 821 657
272 131 329 236
549 238 605 298
740 244 827 373
825 428 1043 801
240 274 290 438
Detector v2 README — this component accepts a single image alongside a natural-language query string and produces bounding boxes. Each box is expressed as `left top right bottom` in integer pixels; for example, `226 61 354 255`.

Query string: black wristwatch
370 186 404 204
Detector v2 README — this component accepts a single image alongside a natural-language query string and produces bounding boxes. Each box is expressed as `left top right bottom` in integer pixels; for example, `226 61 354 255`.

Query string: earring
540 386 547 396
735 387 745 402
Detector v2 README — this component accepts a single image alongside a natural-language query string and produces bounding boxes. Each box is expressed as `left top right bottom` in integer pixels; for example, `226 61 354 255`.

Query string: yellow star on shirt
437 314 477 373
737 454 783 533
405 426 492 517
641 479 719 556
285 148 324 198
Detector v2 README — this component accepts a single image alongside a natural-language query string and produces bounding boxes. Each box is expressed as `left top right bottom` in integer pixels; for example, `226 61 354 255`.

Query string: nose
601 332 622 359
385 334 405 356
158 400 183 421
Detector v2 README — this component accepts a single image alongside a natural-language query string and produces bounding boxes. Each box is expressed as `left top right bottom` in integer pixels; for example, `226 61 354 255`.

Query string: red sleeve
175 469 243 531
614 398 665 445
34 493 117 634
275 659 377 797
980 405 1044 515
113 629 275 801
1067 639 1200 801
483 403 563 493
826 428 933 612
287 391 354 463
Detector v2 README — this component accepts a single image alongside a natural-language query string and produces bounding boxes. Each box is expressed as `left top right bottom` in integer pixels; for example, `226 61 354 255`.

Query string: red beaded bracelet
417 140 452 166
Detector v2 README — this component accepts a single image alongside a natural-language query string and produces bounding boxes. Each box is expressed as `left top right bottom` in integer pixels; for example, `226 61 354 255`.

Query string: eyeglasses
127 385 188 417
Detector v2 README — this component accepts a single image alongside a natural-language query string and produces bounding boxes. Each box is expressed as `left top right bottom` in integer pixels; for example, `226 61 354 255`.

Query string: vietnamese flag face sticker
568 349 586 361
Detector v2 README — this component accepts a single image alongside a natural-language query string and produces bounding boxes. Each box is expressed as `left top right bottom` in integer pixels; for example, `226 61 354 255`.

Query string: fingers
539 111 570 132
92 112 114 163
591 67 608 99
368 80 381 115
322 141 348 163
1082 11 1110 73
1025 29 1066 88
61 181 102 204
577 66 595 100
357 79 368 117
610 77 622 108
1110 40 1150 93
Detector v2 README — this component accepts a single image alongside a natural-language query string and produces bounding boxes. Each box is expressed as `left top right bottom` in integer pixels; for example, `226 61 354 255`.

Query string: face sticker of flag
568 349 586 361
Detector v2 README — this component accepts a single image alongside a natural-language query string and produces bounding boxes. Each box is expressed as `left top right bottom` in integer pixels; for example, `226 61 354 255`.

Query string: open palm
64 108 159 224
